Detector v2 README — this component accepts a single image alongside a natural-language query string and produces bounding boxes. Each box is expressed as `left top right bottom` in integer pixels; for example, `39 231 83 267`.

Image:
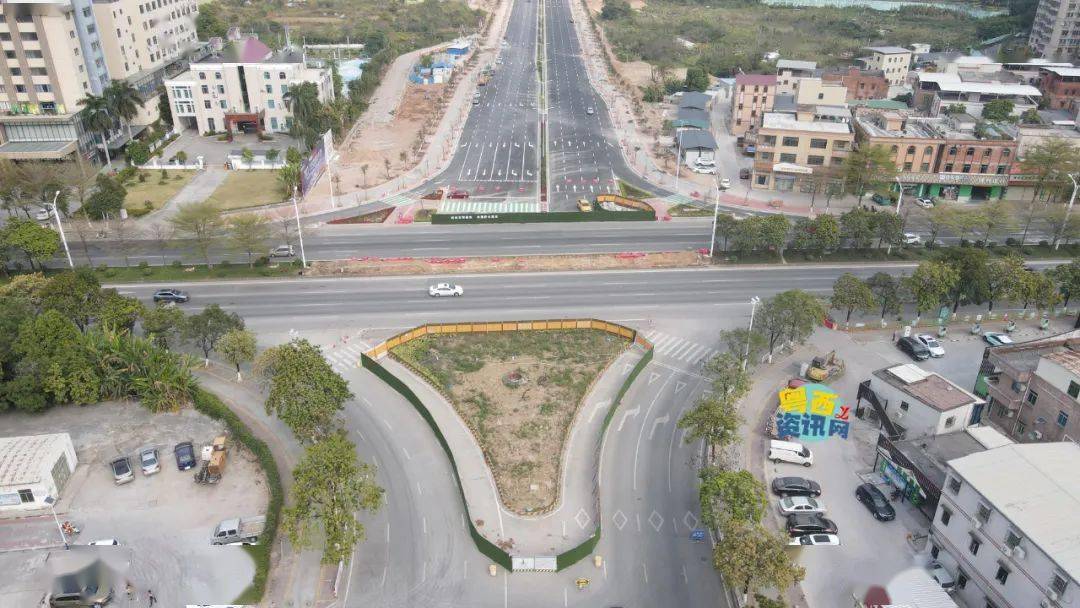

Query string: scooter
61 521 81 536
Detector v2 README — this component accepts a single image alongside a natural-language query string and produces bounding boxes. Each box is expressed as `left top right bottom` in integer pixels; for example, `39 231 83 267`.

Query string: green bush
171 259 183 268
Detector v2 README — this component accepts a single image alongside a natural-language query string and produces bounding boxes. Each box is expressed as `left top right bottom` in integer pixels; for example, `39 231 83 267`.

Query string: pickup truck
211 516 265 545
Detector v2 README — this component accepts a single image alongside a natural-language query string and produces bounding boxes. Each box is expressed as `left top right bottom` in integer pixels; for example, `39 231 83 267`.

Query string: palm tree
78 94 114 166
104 80 146 143
282 82 321 142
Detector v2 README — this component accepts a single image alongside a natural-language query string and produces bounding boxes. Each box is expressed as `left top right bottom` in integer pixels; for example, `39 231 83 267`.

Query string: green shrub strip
191 388 284 604
431 209 655 224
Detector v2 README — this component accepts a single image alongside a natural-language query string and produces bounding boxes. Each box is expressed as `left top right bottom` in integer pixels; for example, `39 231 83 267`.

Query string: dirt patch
392 330 629 514
327 207 393 224
306 250 705 276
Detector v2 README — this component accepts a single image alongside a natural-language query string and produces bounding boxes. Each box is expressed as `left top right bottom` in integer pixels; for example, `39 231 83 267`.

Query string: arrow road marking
617 405 640 432
649 414 669 440
588 399 610 424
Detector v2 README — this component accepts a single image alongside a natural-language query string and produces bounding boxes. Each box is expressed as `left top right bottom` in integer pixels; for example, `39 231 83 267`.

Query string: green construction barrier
431 210 655 224
360 353 513 571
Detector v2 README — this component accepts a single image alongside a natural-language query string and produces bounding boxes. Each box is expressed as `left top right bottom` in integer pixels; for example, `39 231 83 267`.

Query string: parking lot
0 401 268 606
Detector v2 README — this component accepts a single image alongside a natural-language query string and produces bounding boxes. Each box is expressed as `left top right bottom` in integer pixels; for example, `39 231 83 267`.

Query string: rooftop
874 364 983 412
1042 66 1080 78
777 59 817 72
0 434 71 488
889 426 1011 490
192 37 305 65
1043 349 1080 375
948 442 1080 580
938 81 1041 96
676 129 717 150
986 330 1080 378
678 91 711 110
854 112 1015 142
762 112 851 134
864 46 911 55
735 73 777 87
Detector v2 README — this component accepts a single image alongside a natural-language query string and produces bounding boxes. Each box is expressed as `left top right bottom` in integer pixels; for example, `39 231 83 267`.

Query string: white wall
0 434 77 513
868 377 974 439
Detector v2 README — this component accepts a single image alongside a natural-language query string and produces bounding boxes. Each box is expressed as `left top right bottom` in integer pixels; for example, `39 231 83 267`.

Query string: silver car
139 447 160 476
110 457 134 485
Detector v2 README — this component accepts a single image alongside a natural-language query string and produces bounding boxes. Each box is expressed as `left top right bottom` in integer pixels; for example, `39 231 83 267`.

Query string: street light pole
887 176 904 255
709 176 720 258
44 496 69 550
742 296 761 371
1057 173 1079 251
50 191 73 269
292 186 307 268
674 132 683 192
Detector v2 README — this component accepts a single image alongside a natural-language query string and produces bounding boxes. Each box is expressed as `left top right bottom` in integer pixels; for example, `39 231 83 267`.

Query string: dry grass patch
122 170 197 214
206 171 287 210
392 329 629 514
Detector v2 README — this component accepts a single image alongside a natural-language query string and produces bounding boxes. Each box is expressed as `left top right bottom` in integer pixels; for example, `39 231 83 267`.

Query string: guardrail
431 208 654 224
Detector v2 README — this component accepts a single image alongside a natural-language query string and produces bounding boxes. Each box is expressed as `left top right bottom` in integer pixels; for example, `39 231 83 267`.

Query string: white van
769 440 813 467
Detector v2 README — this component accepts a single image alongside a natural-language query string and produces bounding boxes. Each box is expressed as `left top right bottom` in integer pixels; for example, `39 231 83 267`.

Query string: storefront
894 172 1008 202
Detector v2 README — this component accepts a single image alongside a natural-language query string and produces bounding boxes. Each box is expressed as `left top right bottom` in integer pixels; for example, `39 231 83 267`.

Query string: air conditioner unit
1002 546 1013 557
1006 410 1016 418
1033 430 1044 440
1013 546 1026 560
1048 590 1060 602
973 520 982 530
1041 598 1055 608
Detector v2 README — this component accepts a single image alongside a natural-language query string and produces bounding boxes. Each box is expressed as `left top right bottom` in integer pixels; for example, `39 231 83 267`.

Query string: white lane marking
587 399 610 424
634 373 672 490
423 516 428 535
416 481 423 496
617 404 640 431
649 414 669 440
401 445 411 460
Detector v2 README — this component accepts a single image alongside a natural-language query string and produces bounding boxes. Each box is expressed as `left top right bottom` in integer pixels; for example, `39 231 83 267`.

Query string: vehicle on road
771 476 822 497
585 106 594 115
916 334 945 357
915 197 934 209
109 456 134 485
139 447 160 475
870 193 893 206
927 562 956 591
473 96 480 105
152 288 189 304
777 496 826 515
35 207 54 221
48 572 112 608
429 283 464 297
719 177 731 189
269 245 295 258
786 513 838 537
902 233 921 245
577 198 593 212
897 336 931 361
855 483 896 521
983 331 1014 346
448 189 470 199
768 439 813 467
788 533 840 546
174 441 196 471
87 539 120 546
739 168 751 179
690 163 716 174
211 516 266 545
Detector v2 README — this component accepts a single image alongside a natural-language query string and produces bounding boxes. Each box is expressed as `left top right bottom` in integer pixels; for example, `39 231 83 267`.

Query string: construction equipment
194 435 227 485
805 351 845 382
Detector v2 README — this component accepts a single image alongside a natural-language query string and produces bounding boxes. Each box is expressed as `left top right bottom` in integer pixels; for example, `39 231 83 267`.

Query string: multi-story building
928 441 1079 608
821 67 890 101
750 110 853 192
860 46 912 87
1038 66 1080 110
913 72 1041 118
730 73 775 137
789 77 847 106
977 330 1080 444
775 59 816 96
1029 0 1080 62
862 363 984 440
164 35 333 136
853 109 1018 202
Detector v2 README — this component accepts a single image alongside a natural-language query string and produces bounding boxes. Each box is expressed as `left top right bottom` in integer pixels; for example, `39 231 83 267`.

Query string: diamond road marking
612 510 628 531
674 380 687 393
648 510 664 532
683 511 699 531
622 362 633 375
648 372 661 385
574 508 591 530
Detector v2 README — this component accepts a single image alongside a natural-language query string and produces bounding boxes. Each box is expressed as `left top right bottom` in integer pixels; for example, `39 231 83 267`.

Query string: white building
928 442 1080 608
861 46 913 87
0 433 77 513
868 364 983 440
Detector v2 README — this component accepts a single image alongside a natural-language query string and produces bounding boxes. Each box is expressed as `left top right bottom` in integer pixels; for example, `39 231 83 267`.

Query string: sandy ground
582 0 676 90
307 250 706 276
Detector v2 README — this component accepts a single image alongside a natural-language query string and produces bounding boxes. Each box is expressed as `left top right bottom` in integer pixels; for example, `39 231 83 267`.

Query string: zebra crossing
642 330 717 365
322 341 369 374
658 193 698 207
379 194 416 207
438 199 540 214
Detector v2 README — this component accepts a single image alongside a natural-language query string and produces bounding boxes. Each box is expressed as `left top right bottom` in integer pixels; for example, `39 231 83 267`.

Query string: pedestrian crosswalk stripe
438 199 540 214
380 194 415 207
643 330 717 365
660 194 697 207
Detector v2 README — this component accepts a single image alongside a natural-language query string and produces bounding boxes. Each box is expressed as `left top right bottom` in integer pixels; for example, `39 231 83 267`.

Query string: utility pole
50 191 73 269
292 186 307 268
709 176 720 257
888 176 904 255
742 296 761 371
1057 173 1078 251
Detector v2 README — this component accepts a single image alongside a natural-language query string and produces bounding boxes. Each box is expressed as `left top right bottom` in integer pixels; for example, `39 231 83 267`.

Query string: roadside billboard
299 130 334 195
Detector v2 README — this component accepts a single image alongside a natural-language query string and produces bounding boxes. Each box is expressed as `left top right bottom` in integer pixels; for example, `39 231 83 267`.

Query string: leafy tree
1020 107 1041 124
977 199 1016 246
678 394 741 461
698 467 767 529
83 174 127 219
1040 205 1080 248
867 272 902 320
195 3 229 38
14 310 100 406
98 289 145 333
182 304 243 365
905 261 959 321
684 66 709 92
255 338 352 440
810 214 840 253
125 140 151 166
941 206 983 243
925 205 956 248
170 201 225 268
39 270 102 331
944 103 968 115
282 432 384 563
731 216 762 253
981 99 1015 121
757 290 825 354
601 0 632 19
985 255 1027 311
704 352 751 398
1050 259 1080 308
286 147 303 165
283 83 326 148
278 163 301 197
241 147 254 168
937 247 990 312
157 86 173 127
830 273 875 322
141 304 185 349
873 212 904 250
842 145 897 201
758 215 791 259
839 208 876 248
1020 138 1080 243
714 213 738 252
218 328 257 381
719 328 767 368
229 214 272 268
714 521 805 600
0 218 60 271
1018 271 1061 313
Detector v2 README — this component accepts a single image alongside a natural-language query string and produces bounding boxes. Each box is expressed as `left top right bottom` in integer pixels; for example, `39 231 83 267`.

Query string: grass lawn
618 180 653 200
669 203 712 217
35 261 305 283
392 329 629 514
123 171 197 215
206 171 288 211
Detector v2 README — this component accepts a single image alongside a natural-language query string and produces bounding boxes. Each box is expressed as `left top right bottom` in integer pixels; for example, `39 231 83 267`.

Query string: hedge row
432 209 655 224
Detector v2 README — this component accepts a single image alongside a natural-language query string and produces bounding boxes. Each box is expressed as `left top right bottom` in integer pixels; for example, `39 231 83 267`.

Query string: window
17 489 34 503
1002 149 1010 158
761 135 777 146
810 138 827 149
1017 420 1026 435
782 136 799 147
756 175 768 186
216 85 224 94
957 570 968 590
219 100 226 108
1004 529 1022 549
1011 380 1024 393
779 153 797 163
268 99 275 109
930 543 940 558
907 145 916 155
925 146 934 155
198 72 206 80
944 416 956 428
903 162 913 171
214 72 221 79
1059 410 1070 427
948 477 961 494
921 162 930 172
944 163 954 172
807 155 825 166
962 164 971 173
1051 572 1069 595
900 401 910 411
1027 390 1039 405
280 85 287 94
940 506 952 526
969 537 981 555
758 152 773 161
201 85 208 94
266 84 273 94
34 84 51 93
995 565 1010 585
976 502 992 524
10 68 21 76
980 164 989 174
270 117 278 130
203 100 211 109
966 147 975 157
985 600 999 608
890 145 898 154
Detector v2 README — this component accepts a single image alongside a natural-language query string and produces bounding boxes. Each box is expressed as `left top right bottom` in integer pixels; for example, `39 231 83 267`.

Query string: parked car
739 168 751 180
152 288 189 304
690 164 716 175
138 447 160 476
915 197 935 209
785 513 838 537
269 245 295 258
719 177 731 189
35 207 54 221
174 441 196 471
429 283 464 297
109 456 134 485
448 189 470 199
585 106 595 115
87 539 120 546
777 496 827 515
870 193 893 206
927 562 956 591
983 331 1015 347
902 233 921 245
577 198 593 212
916 334 945 357
897 336 931 361
788 533 841 546
48 572 112 608
855 483 896 521
771 476 822 497
769 439 813 467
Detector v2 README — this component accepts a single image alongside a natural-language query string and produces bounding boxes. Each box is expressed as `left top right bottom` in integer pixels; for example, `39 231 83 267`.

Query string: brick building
821 67 890 101
730 73 776 137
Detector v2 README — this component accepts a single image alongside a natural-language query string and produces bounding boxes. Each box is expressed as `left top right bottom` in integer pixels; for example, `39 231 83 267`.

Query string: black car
153 288 189 303
785 513 838 537
174 441 196 471
897 336 930 361
771 476 822 497
855 483 896 521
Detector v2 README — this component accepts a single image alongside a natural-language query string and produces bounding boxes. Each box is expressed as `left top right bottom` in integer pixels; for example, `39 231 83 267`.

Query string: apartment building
860 46 912 87
913 71 1042 118
853 109 1018 202
775 59 816 96
751 110 853 192
730 73 775 137
928 441 1079 608
862 364 983 440
164 35 333 136
977 330 1080 444
1038 66 1080 110
1029 0 1080 62
821 67 890 101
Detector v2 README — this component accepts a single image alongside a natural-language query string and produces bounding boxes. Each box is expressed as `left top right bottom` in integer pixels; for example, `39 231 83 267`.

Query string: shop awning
0 140 76 160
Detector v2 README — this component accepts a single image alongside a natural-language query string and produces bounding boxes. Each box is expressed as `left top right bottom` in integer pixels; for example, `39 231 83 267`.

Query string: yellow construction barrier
594 194 655 213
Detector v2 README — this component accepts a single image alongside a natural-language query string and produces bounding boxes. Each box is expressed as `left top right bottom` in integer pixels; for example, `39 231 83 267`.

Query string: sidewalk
380 346 646 556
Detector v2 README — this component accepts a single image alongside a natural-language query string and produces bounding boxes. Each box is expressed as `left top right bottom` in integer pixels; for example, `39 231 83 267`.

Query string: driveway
160 131 303 166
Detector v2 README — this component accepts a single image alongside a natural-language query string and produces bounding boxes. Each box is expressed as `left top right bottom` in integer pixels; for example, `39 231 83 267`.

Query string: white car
902 233 921 245
788 533 840 546
87 539 120 546
269 245 295 258
139 447 160 476
585 107 595 115
915 197 934 209
690 164 716 175
916 334 945 358
927 562 956 591
429 283 464 297
35 207 53 221
694 158 717 168
719 177 731 189
777 496 827 515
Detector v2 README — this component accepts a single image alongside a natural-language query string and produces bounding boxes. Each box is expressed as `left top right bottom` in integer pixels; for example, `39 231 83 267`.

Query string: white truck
210 516 265 545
